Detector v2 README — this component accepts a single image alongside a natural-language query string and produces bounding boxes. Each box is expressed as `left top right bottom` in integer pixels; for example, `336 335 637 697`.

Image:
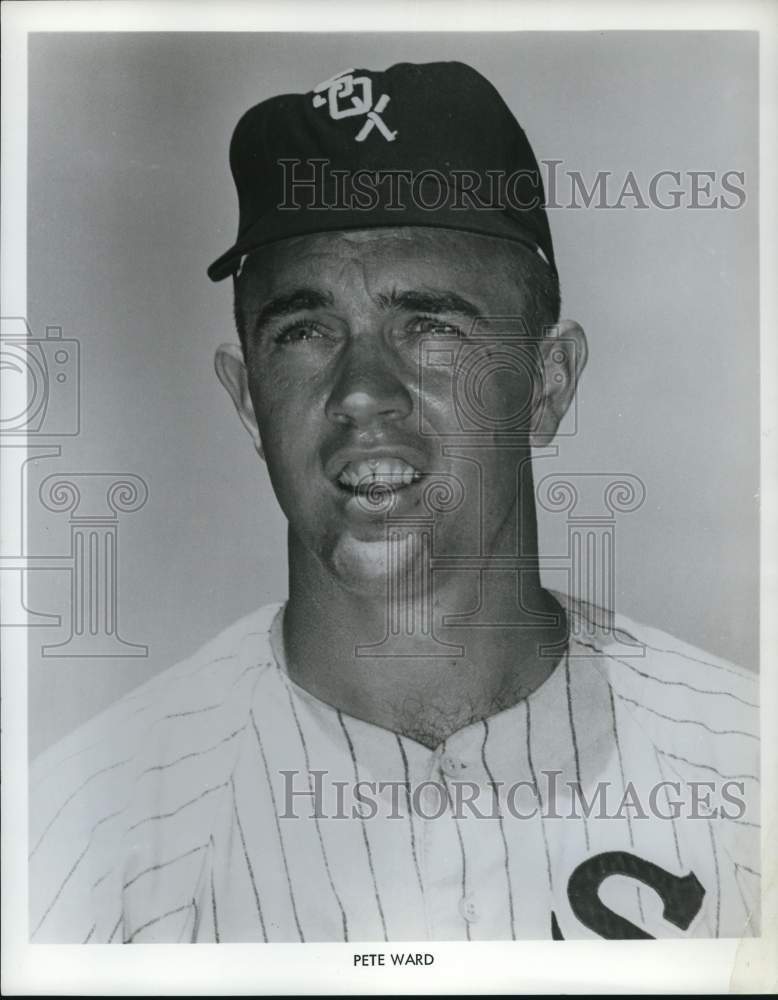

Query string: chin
330 535 416 593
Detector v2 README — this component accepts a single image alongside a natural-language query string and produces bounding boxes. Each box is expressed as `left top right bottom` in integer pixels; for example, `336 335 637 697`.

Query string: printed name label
353 953 435 967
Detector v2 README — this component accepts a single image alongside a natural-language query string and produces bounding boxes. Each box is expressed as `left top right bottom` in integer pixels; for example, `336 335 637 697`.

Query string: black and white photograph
2 1 776 994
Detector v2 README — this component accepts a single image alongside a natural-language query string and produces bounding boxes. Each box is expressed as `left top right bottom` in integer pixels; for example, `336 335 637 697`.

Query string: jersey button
441 753 468 777
459 894 480 923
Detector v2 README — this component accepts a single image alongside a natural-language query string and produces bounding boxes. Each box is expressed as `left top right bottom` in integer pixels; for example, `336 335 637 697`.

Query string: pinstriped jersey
29 594 760 943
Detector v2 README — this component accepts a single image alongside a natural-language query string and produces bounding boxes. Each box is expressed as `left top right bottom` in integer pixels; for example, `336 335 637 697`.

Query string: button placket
414 751 459 940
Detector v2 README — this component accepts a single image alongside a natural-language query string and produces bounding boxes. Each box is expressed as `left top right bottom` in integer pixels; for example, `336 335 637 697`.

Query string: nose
325 341 412 429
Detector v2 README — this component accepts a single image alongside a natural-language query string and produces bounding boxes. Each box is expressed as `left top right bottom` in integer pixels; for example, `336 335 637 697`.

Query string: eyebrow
378 289 481 317
253 288 335 332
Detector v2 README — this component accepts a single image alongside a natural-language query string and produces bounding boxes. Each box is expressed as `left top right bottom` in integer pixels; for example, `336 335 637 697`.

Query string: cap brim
207 206 553 282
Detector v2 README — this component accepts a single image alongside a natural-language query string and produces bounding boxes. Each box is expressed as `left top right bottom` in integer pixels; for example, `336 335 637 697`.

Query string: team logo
312 69 398 143
553 851 706 940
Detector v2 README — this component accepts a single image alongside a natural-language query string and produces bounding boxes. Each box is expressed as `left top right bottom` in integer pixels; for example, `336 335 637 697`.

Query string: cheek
248 375 324 476
249 365 302 428
476 365 538 428
418 355 538 434
414 368 459 433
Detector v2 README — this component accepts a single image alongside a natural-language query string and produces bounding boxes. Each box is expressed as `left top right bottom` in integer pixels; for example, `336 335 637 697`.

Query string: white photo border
2 0 776 994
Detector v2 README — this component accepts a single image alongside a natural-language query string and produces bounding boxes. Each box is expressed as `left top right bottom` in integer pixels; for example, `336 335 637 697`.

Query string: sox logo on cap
312 69 398 142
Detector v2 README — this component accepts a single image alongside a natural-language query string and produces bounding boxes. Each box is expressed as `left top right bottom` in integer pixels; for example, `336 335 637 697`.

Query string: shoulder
29 602 284 942
555 591 759 791
556 591 759 705
31 602 283 779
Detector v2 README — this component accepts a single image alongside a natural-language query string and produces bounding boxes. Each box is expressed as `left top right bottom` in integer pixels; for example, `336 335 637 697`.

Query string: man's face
216 228 583 587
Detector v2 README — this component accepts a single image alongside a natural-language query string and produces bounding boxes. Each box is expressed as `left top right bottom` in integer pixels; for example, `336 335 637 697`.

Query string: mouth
336 457 424 494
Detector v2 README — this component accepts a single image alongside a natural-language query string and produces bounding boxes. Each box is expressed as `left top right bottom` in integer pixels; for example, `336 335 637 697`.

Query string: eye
273 320 328 345
407 315 466 337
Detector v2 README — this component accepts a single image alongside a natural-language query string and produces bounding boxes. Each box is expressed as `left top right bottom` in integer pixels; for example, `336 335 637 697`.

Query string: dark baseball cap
207 61 555 281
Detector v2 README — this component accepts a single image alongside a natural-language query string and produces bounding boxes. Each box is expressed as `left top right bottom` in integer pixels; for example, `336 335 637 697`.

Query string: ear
530 320 588 448
214 343 265 459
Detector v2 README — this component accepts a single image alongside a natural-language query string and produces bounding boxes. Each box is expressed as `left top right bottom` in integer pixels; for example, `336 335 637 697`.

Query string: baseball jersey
29 593 760 943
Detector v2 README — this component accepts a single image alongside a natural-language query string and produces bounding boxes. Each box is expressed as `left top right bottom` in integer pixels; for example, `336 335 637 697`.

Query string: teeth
337 457 421 489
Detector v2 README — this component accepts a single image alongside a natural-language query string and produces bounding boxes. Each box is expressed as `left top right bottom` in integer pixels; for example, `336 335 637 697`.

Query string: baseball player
29 61 759 943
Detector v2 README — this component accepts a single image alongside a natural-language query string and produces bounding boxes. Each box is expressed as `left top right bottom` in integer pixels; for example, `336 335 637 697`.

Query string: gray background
26 32 759 758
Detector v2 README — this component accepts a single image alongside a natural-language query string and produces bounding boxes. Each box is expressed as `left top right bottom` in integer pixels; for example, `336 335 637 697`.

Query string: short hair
232 234 561 354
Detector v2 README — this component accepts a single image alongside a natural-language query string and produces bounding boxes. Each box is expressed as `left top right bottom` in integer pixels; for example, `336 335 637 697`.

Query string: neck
283 519 568 750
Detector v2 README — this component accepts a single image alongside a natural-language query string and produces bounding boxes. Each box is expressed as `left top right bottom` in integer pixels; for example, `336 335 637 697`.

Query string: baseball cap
207 61 555 281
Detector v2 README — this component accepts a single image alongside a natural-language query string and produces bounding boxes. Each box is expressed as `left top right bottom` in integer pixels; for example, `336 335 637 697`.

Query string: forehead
237 228 527 305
